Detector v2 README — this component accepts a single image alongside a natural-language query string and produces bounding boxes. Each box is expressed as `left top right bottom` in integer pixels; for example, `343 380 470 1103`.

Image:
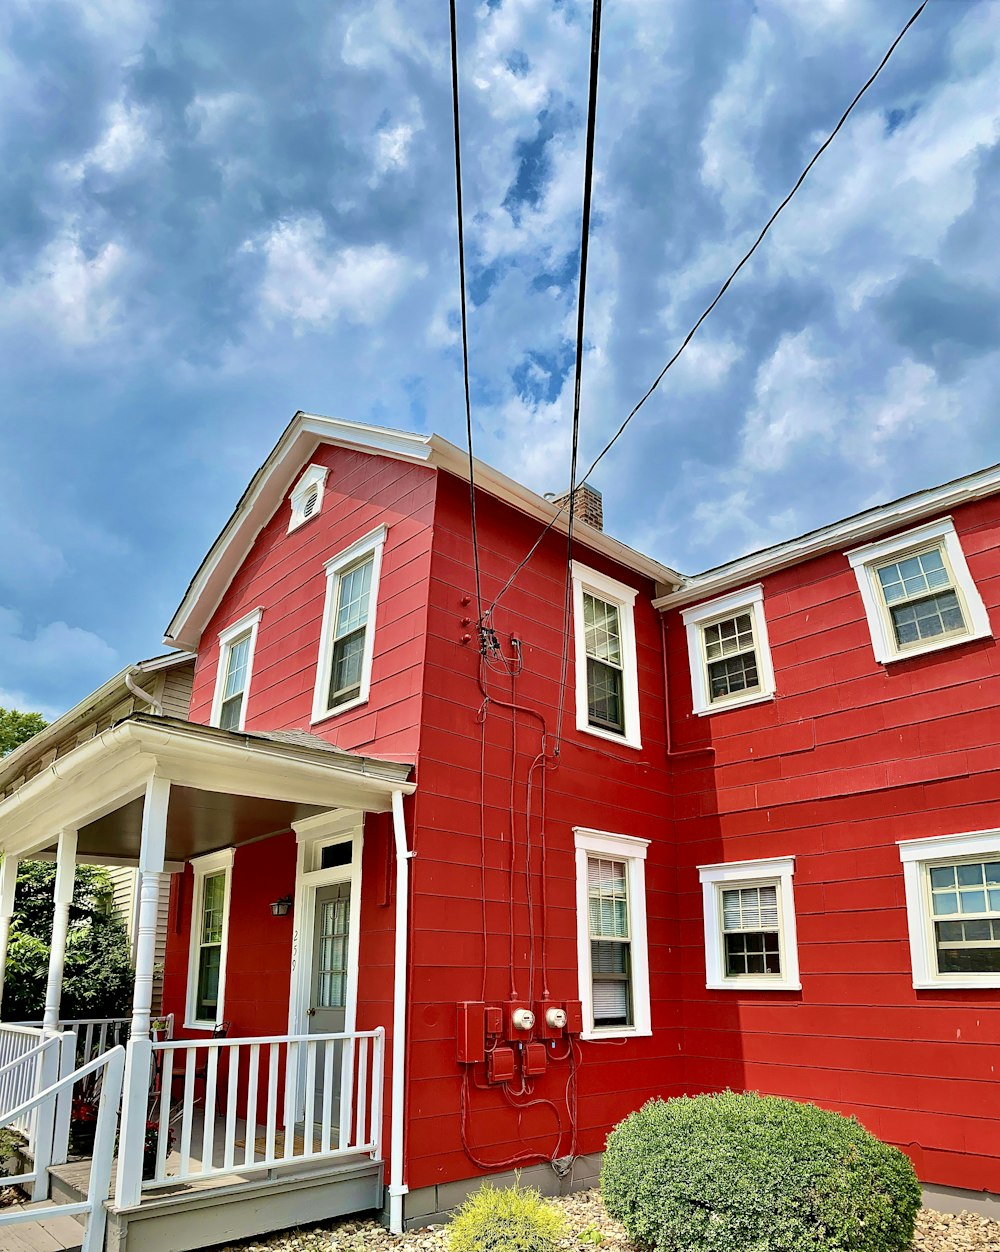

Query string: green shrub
601 1091 921 1252
447 1179 567 1252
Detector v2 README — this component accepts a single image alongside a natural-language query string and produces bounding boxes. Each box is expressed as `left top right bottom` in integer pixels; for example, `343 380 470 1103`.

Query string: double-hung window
574 828 651 1039
698 857 800 990
682 584 775 715
313 526 386 722
899 830 1000 988
847 517 990 664
186 849 234 1028
210 609 263 732
571 562 641 749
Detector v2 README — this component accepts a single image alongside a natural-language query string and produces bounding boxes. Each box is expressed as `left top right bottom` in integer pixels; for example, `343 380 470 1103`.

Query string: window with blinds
326 555 374 709
588 856 632 1026
583 593 625 734
720 883 781 977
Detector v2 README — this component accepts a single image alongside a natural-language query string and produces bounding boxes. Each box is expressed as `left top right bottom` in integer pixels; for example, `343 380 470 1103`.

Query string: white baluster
355 1037 369 1150
224 1044 239 1171
321 1041 335 1154
244 1045 260 1168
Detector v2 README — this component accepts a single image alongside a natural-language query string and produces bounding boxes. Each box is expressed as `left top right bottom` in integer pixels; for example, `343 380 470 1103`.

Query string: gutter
388 790 415 1234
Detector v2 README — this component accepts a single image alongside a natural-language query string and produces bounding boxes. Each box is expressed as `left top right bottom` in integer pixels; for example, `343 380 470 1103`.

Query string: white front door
307 881 352 1132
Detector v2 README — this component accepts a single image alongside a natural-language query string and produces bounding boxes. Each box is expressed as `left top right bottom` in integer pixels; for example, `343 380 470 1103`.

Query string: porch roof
0 713 414 863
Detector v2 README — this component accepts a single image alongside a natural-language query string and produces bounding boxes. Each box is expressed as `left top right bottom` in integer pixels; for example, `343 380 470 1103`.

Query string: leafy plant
601 1091 921 1252
577 1223 604 1244
1 860 133 1021
447 1179 567 1252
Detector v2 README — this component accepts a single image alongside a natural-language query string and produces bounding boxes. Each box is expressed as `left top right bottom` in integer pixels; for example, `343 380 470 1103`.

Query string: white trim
571 562 642 750
846 517 991 665
655 461 1000 612
312 526 387 724
209 608 263 732
681 584 775 717
898 828 1000 990
573 828 651 1041
184 848 235 1030
697 856 800 991
164 411 682 652
288 463 329 532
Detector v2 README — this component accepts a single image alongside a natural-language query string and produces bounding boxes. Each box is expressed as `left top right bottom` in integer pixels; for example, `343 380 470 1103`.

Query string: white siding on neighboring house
104 866 170 1013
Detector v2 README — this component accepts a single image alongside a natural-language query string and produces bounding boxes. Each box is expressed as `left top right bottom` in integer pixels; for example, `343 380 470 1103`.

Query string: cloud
249 215 425 329
0 609 118 713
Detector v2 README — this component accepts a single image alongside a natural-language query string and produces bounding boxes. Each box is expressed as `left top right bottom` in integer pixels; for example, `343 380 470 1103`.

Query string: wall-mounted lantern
270 895 293 917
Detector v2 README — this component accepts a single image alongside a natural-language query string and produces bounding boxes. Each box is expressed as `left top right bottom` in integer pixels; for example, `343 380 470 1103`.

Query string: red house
1 411 998 1250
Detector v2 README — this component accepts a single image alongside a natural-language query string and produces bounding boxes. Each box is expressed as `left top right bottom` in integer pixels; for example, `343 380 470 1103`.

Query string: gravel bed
211 1189 1000 1252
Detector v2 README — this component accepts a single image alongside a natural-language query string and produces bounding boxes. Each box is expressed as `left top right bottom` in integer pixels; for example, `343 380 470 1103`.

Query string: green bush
601 1092 921 1252
447 1179 567 1252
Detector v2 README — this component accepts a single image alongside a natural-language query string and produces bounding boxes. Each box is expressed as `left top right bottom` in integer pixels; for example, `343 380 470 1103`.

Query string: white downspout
388 790 414 1234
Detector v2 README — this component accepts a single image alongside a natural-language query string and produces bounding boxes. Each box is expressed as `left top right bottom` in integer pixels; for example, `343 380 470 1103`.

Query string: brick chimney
549 483 603 531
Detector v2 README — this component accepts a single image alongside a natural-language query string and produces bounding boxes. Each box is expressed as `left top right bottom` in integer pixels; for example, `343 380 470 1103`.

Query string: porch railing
15 1018 131 1067
0 1024 50 1148
145 1027 385 1189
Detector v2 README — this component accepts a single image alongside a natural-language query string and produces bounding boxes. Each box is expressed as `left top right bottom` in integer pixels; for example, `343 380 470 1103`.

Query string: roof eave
654 460 1000 612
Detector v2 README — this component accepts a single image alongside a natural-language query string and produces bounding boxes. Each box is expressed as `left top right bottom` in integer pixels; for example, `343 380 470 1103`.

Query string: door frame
286 810 364 1121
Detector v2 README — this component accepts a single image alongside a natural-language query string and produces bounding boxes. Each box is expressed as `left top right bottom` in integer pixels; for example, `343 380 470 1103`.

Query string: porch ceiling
0 713 414 861
77 788 326 862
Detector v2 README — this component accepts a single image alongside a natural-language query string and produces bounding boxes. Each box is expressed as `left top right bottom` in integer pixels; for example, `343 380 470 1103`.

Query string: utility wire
449 0 484 622
487 0 928 616
553 0 603 753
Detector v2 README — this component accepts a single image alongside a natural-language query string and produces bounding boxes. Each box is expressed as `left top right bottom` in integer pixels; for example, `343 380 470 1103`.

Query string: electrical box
487 1046 516 1084
485 1005 503 1037
505 1001 535 1041
564 999 583 1034
523 1042 547 1077
456 1002 485 1064
536 1001 567 1039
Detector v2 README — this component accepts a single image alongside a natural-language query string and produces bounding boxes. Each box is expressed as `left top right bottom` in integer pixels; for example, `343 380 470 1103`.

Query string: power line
449 0 484 622
487 0 928 616
553 0 603 754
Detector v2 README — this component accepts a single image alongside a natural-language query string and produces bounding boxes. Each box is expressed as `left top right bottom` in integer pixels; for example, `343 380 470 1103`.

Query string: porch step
50 1156 383 1252
0 1201 84 1252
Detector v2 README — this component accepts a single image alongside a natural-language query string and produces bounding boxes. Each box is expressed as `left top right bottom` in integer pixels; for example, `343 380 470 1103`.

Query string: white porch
0 714 414 1251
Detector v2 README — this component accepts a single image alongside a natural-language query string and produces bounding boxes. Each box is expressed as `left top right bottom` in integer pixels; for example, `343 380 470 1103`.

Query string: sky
2 0 1000 719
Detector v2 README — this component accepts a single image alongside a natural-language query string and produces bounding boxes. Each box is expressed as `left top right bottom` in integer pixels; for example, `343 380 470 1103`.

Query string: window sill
577 722 642 751
694 691 774 718
878 626 992 665
182 1021 221 1031
580 1026 652 1042
912 977 1000 991
706 978 801 992
311 695 369 725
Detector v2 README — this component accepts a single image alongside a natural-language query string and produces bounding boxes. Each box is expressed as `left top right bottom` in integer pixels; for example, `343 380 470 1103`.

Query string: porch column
115 775 169 1210
42 831 78 1032
0 855 19 1013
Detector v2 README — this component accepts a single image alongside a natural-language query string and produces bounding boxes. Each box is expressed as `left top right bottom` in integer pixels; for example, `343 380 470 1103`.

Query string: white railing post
29 1038 60 1201
51 1030 77 1166
42 831 78 1033
114 776 169 1210
82 1046 124 1252
0 855 19 1011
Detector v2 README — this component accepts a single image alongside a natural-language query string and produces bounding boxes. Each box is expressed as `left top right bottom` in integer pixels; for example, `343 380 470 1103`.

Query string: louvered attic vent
289 464 329 532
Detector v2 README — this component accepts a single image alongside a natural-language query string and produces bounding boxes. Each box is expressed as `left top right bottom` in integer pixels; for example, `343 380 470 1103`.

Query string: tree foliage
0 708 47 758
1 861 134 1021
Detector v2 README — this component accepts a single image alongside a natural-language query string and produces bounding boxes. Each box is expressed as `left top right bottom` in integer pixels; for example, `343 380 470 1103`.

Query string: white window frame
571 562 642 750
574 828 651 1040
698 856 800 991
312 525 387 724
846 517 991 665
682 583 775 716
209 608 263 732
288 463 329 532
898 828 1000 990
185 848 235 1029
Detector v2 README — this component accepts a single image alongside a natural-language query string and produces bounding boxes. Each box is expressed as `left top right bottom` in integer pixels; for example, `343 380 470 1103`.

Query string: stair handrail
0 1044 126 1252
0 1033 59 1085
0 1044 124 1127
